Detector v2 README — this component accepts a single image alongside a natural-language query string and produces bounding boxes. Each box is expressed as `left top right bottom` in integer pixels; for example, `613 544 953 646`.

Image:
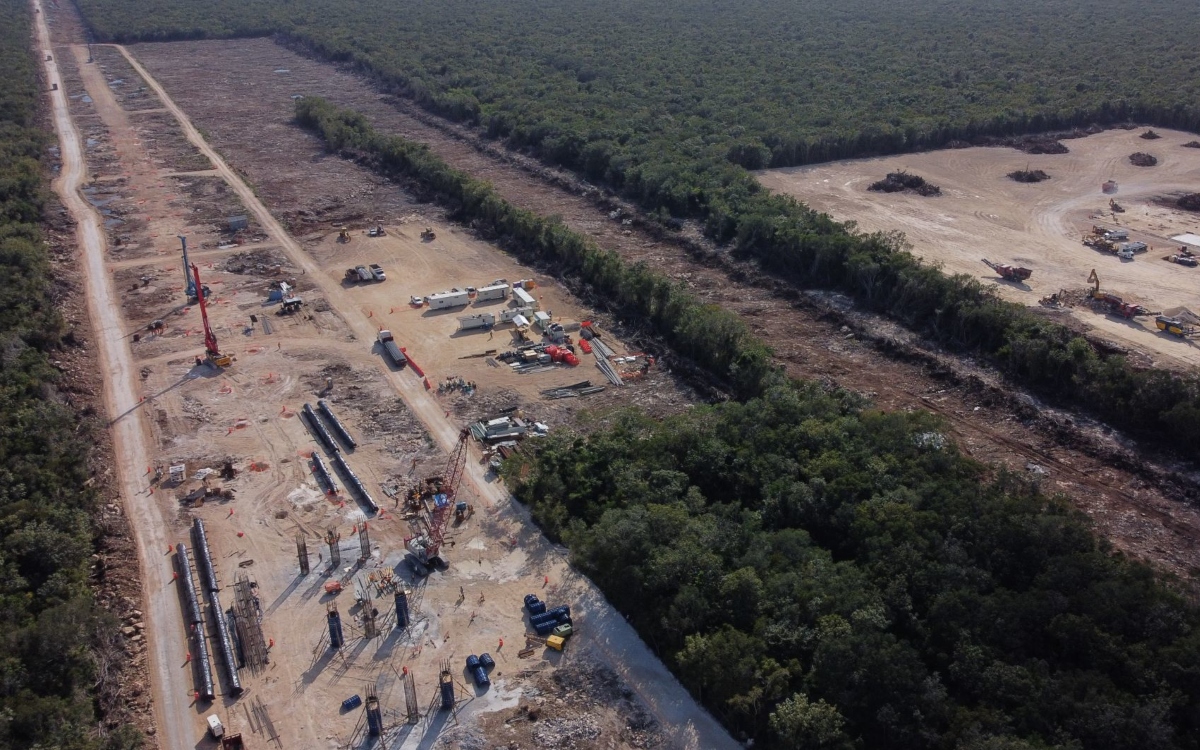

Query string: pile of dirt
1129 152 1158 167
1007 168 1050 183
1177 193 1200 212
1183 141 1200 149
1140 129 1162 140
868 171 940 196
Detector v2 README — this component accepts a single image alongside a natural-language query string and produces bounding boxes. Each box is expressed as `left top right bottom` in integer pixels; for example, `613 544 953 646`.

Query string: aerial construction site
31 1 1200 748
759 127 1200 368
36 3 724 749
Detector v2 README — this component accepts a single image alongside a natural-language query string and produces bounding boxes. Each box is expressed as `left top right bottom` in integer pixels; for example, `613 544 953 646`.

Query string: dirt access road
34 3 186 747
126 38 1200 584
758 129 1200 369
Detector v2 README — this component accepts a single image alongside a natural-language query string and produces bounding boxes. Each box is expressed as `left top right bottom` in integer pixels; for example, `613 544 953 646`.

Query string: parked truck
344 265 373 283
377 330 407 366
368 263 386 281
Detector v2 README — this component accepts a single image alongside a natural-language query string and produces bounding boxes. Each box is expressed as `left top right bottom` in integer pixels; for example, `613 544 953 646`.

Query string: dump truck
345 266 373 282
982 258 1032 281
377 330 407 366
420 227 435 241
368 263 386 281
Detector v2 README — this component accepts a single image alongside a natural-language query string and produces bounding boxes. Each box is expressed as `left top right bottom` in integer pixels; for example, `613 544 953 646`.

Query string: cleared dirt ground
758 129 1200 369
47 4 717 748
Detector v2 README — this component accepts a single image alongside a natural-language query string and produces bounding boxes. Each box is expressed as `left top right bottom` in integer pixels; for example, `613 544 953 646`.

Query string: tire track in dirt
125 40 1200 580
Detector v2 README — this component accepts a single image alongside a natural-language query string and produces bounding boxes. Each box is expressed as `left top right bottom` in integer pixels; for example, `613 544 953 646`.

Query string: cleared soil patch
758 128 1200 370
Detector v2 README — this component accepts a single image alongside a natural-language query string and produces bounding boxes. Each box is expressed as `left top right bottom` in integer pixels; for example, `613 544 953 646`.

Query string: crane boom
191 263 229 368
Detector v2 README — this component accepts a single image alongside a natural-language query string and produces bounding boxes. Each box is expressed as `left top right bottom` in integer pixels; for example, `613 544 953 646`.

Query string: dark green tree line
0 2 139 747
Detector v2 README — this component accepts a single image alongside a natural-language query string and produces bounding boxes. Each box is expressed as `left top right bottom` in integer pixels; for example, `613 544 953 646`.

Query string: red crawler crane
406 429 471 571
192 263 231 368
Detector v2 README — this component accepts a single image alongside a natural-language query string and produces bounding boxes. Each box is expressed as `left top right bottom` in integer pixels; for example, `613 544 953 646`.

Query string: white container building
457 312 496 330
427 290 471 310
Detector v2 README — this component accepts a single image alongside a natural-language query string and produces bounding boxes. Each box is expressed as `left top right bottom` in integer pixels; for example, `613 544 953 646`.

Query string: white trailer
512 287 537 309
457 312 496 330
475 283 509 302
1104 229 1130 242
499 306 533 323
533 311 552 331
427 290 470 310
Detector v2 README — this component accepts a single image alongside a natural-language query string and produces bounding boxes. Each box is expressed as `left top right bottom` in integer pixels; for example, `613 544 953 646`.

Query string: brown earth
42 3 724 748
124 37 1200 587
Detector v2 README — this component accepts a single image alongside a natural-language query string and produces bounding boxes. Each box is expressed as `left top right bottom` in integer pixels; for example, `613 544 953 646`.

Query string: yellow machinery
1156 316 1197 337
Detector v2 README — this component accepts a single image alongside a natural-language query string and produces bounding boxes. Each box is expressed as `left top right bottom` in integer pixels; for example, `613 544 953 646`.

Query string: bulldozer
337 229 351 243
420 227 436 242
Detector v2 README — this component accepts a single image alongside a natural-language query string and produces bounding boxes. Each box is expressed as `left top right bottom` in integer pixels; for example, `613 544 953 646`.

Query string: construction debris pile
1007 168 1050 183
1140 129 1162 140
867 170 941 196
541 381 605 399
1177 193 1200 212
496 342 580 373
1129 152 1158 167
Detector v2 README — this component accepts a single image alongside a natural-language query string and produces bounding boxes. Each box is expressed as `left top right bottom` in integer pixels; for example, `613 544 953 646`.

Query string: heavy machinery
1156 316 1199 337
420 227 436 241
191 263 231 368
406 429 470 572
337 229 350 243
453 501 474 524
1110 198 1125 213
1166 246 1198 267
367 225 386 237
180 236 210 301
1086 269 1157 318
981 258 1032 282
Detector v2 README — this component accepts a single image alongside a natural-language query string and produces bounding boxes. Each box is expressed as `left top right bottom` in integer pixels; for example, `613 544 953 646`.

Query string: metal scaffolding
296 532 310 575
231 573 270 672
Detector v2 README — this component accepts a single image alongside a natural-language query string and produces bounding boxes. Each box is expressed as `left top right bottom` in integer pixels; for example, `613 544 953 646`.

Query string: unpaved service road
758 129 1200 369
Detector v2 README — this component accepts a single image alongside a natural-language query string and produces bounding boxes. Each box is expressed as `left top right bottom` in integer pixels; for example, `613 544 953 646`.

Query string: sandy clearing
758 128 1200 369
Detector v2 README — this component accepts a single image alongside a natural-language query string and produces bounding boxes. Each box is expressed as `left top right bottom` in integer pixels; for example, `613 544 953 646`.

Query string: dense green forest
0 2 136 748
511 389 1200 750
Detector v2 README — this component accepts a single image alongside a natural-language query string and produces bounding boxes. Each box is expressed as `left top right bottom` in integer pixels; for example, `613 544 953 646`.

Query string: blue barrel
341 694 362 711
480 653 495 671
547 605 571 619
534 619 557 636
472 666 490 687
523 594 540 609
528 599 547 615
465 655 481 670
529 611 559 626
557 614 572 625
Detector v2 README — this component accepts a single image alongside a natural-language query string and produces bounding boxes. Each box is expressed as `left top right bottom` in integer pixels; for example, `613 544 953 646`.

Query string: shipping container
475 283 508 302
457 312 496 330
428 291 471 310
500 306 534 323
512 287 537 308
